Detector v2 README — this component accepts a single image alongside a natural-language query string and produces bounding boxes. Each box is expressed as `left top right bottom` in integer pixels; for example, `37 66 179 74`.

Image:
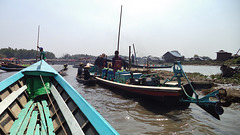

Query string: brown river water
0 65 239 135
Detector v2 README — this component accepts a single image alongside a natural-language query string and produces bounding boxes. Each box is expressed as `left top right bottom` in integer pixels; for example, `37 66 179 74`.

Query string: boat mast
117 5 123 52
132 44 139 71
36 25 40 62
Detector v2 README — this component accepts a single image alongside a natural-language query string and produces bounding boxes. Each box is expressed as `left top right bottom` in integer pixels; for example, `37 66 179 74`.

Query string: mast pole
117 5 123 52
133 44 138 71
36 25 40 61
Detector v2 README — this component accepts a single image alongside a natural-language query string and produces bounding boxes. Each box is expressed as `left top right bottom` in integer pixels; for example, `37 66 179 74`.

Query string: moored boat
0 66 25 72
0 63 28 72
93 61 231 120
0 60 119 135
1 63 28 68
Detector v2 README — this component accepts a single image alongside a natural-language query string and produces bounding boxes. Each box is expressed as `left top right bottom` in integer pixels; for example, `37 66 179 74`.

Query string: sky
0 0 239 59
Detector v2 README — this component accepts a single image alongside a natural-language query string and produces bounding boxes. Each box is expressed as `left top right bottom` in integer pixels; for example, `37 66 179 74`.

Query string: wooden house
216 50 232 61
163 51 184 62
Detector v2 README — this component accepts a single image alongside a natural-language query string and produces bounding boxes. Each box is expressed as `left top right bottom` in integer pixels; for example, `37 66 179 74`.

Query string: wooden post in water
132 44 138 71
129 46 131 70
117 5 123 52
36 25 40 62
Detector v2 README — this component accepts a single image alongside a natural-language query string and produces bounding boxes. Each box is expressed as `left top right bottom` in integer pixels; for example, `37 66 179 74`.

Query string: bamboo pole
129 46 131 69
36 25 40 62
39 75 67 135
132 44 138 71
117 5 123 52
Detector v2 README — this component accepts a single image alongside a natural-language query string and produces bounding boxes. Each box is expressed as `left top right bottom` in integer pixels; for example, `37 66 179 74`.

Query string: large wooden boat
0 60 119 135
95 75 190 107
94 61 231 120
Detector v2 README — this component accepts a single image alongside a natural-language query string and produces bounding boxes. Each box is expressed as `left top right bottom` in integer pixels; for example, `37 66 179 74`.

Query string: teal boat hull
0 60 119 135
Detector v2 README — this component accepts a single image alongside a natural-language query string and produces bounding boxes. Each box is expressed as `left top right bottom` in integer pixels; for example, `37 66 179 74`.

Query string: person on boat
131 54 134 64
37 46 46 60
94 55 100 73
97 53 107 76
112 50 122 76
83 65 91 80
63 64 68 71
77 63 84 78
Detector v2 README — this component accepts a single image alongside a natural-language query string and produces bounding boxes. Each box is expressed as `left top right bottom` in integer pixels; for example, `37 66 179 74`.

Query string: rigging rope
39 75 67 135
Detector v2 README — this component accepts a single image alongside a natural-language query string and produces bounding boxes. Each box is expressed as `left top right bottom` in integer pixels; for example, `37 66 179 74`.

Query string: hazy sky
0 0 239 59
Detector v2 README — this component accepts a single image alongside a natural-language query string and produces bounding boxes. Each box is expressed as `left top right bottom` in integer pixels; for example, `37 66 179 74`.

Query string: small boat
58 64 68 76
58 69 67 76
93 61 231 120
1 63 28 68
0 66 25 72
72 64 79 68
0 60 119 135
76 76 97 86
220 64 240 77
0 63 29 72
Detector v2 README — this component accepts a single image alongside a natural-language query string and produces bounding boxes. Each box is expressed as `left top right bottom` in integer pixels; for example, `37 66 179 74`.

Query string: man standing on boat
95 54 107 76
97 53 107 76
37 46 46 60
77 63 84 78
112 50 122 76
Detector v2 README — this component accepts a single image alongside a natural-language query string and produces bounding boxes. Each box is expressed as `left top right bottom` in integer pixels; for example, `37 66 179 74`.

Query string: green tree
0 47 56 59
45 52 56 59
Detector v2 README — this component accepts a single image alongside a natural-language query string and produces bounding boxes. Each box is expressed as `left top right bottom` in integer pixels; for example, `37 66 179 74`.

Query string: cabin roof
169 51 182 58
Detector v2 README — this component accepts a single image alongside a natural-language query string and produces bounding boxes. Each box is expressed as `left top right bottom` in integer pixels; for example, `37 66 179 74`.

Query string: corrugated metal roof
169 51 182 57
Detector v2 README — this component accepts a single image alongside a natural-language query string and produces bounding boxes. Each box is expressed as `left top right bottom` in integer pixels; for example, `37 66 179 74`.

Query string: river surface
1 65 240 135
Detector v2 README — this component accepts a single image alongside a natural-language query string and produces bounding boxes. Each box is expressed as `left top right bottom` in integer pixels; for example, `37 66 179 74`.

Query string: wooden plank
34 124 40 135
42 100 55 135
6 107 17 120
17 103 36 135
9 100 33 134
0 85 27 114
37 102 47 135
50 85 84 135
0 125 8 135
26 111 38 135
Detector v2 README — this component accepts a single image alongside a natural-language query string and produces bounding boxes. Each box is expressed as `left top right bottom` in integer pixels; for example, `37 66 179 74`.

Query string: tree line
0 47 56 59
60 53 97 60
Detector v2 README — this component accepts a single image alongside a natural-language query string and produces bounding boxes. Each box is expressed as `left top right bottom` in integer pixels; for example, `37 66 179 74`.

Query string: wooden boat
94 61 231 120
76 76 97 86
0 60 119 135
95 76 190 106
0 66 25 72
0 63 29 72
220 64 240 77
58 69 68 76
1 63 28 68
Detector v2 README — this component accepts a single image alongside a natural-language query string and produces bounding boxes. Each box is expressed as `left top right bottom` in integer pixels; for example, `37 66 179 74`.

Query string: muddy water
1 65 240 135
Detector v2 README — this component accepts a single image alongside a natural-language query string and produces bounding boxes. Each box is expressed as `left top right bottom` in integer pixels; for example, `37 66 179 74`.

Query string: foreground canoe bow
0 60 119 135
